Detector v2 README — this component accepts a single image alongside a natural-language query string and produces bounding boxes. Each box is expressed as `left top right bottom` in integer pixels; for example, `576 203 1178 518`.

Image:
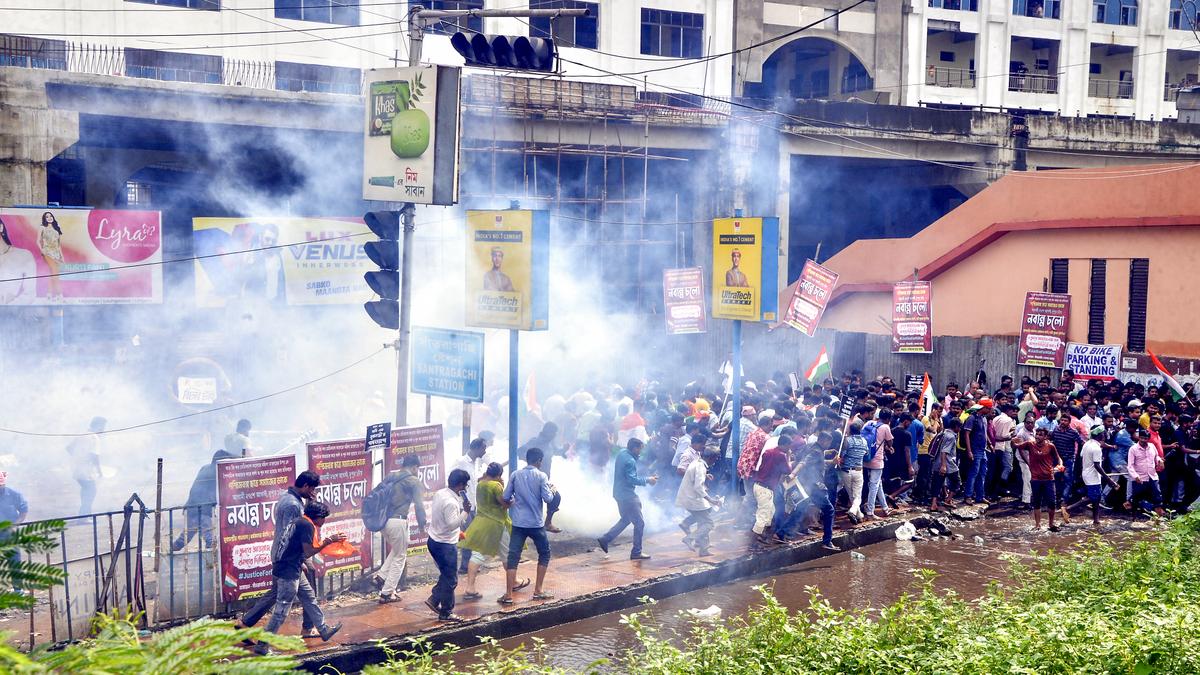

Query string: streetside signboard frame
411 326 485 402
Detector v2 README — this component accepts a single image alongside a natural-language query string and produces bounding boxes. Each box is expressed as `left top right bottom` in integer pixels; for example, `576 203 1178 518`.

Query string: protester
838 422 868 523
459 462 519 600
676 448 722 556
1127 428 1166 517
750 432 791 547
598 438 658 560
929 417 962 512
65 416 105 515
0 472 29 594
1050 414 1085 521
1081 426 1119 526
172 449 234 552
963 403 990 505
499 447 556 604
225 418 253 457
425 469 471 622
376 455 426 604
453 438 491 574
1012 412 1036 509
1020 427 1064 532
913 402 943 505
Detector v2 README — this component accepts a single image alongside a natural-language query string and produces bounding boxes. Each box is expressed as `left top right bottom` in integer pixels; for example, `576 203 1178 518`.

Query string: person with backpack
369 454 427 604
862 408 891 519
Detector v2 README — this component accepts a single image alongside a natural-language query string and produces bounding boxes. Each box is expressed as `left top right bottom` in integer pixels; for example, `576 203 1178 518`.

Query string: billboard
1064 342 1121 382
216 455 296 602
362 65 461 206
783 259 838 336
411 326 485 402
192 217 372 307
383 424 446 549
465 209 549 331
0 207 161 305
1018 292 1071 368
306 439 373 576
892 281 933 353
663 267 706 335
711 217 779 322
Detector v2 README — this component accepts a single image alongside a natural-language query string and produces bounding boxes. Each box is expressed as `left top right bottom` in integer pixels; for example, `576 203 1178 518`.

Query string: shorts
1030 479 1058 510
1085 484 1103 504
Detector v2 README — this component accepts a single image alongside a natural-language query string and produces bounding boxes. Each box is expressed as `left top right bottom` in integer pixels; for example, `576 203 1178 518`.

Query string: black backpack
362 475 399 533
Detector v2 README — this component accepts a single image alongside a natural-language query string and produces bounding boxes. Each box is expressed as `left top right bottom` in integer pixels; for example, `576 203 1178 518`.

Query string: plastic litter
850 551 866 561
686 605 723 621
973 536 985 546
894 522 917 541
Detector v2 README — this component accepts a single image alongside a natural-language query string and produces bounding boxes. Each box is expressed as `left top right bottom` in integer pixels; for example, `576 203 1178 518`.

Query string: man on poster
725 249 749 287
483 246 515 292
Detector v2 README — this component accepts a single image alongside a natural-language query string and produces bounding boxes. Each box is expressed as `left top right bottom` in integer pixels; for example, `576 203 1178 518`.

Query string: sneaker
378 593 398 604
696 548 712 556
1049 525 1061 533
630 553 652 561
252 643 274 656
821 542 841 551
438 613 465 622
318 623 343 642
596 538 609 554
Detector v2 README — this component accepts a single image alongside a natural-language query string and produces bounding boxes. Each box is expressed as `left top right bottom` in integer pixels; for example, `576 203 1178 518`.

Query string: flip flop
497 596 515 605
532 592 555 600
513 578 532 592
462 591 483 601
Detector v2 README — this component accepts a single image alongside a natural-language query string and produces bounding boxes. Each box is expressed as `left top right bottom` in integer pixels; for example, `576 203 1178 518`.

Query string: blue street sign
411 326 485 402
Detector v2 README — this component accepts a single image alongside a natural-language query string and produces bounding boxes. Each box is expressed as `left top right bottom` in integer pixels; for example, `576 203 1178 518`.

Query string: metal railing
1008 72 1059 93
926 66 977 88
1165 84 1184 102
841 71 874 94
1088 77 1135 99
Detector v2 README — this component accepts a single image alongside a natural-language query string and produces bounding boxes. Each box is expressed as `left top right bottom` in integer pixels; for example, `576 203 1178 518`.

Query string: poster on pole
892 281 933 353
1064 343 1121 382
0 207 162 305
1017 292 1071 368
464 209 550 331
783 259 839 337
362 65 461 205
411 326 485 402
306 440 373 576
663 267 706 334
711 217 779 322
216 455 296 602
382 424 446 549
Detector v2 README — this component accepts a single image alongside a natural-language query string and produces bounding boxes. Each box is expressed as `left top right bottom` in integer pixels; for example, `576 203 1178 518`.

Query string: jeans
1131 479 1163 512
966 451 988 502
599 497 645 556
913 455 933 503
378 517 410 596
864 468 888 516
172 505 214 551
264 573 325 634
427 540 458 618
5 548 20 591
546 491 562 523
1055 455 1076 504
681 508 714 551
810 487 835 545
243 568 316 631
507 525 551 569
773 486 806 538
77 479 96 516
839 469 864 519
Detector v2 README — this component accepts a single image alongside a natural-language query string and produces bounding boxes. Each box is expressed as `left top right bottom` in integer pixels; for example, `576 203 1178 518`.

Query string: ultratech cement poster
711 217 780 321
306 440 373 576
892 281 933 353
383 424 446 550
464 209 549 331
783 259 838 336
216 455 296 602
192 217 372 307
1018 292 1071 368
0 207 162 305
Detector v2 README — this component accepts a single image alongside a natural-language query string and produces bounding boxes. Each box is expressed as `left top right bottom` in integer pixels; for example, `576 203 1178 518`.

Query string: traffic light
363 210 401 330
450 33 556 72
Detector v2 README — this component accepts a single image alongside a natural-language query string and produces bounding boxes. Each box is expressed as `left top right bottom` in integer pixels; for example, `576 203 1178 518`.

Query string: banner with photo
382 424 446 550
216 455 296 602
1018 292 1071 368
711 217 779 322
192 217 371 307
0 207 162 305
464 209 550 331
306 440 374 576
892 281 933 353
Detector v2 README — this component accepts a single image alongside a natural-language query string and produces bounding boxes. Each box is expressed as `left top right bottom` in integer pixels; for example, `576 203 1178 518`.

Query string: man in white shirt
1081 426 1118 526
676 448 721 556
425 468 470 622
452 438 490 574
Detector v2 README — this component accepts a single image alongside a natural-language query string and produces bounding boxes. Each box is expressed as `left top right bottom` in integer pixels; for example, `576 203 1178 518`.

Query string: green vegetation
3 515 1200 673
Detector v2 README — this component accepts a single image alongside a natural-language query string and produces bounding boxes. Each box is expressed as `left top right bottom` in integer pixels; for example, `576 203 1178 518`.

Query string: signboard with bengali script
216 455 295 602
1017 292 1071 368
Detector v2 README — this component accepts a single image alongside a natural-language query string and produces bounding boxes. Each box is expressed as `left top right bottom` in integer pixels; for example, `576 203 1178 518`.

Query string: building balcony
841 71 874 94
1088 78 1134 99
1008 72 1058 94
926 66 976 88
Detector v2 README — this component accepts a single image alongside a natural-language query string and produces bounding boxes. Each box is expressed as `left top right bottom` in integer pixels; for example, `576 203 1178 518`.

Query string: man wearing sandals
425 469 471 622
499 447 557 604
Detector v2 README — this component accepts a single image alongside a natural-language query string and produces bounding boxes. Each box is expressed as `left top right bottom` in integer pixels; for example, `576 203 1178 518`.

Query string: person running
172 449 234 552
499 448 556 604
676 448 722 556
750 433 792 548
459 462 518 601
838 422 868 523
1081 425 1119 526
1021 427 1064 532
597 439 658 560
425 469 471 622
376 455 427 604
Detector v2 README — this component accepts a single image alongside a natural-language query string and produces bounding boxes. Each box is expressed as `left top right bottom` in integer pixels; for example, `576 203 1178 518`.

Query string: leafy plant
0 519 67 611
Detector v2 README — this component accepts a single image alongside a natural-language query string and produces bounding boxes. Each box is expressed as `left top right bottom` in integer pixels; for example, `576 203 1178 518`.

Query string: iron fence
1089 77 1135 99
1008 72 1059 94
926 66 977 89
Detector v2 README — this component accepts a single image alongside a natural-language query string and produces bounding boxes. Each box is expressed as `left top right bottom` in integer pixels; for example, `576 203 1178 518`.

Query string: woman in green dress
459 462 526 600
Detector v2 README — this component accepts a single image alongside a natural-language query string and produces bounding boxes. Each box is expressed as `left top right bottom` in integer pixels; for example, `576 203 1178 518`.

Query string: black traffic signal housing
363 211 401 330
450 33 556 72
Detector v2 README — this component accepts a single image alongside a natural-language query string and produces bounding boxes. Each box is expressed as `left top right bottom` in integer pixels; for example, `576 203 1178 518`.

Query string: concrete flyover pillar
0 68 79 205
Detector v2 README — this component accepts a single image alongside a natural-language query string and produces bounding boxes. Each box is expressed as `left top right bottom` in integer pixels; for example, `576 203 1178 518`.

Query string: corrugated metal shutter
1128 258 1149 353
1088 259 1106 345
1050 259 1069 294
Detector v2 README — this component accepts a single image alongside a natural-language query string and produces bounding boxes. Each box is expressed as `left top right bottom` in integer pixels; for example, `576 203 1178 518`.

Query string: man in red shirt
751 433 792 548
736 414 773 529
1017 427 1065 532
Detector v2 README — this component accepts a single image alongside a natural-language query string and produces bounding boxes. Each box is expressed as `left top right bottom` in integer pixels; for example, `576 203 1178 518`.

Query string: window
426 0 483 36
0 34 67 70
640 8 704 58
275 0 359 26
1013 0 1059 18
929 0 978 11
1088 259 1106 344
1050 259 1069 294
1128 259 1149 352
124 181 153 207
127 0 219 9
125 48 221 84
275 61 361 94
530 1 598 49
1169 0 1197 29
1094 0 1137 25
1090 62 1102 74
940 51 955 62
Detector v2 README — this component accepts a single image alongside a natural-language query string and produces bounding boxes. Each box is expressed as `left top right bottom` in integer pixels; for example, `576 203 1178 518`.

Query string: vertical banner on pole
216 455 296 602
711 217 779 322
384 424 446 551
783 259 839 336
663 267 707 334
306 440 373 575
1017 291 1071 368
464 209 550 331
892 281 933 354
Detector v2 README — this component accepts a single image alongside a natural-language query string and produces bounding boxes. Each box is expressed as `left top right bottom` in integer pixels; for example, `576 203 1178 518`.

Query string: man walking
377 455 427 604
597 439 658 560
426 469 471 622
257 502 344 653
499 448 556 604
1020 427 1063 532
676 447 722 556
172 449 234 552
66 417 105 515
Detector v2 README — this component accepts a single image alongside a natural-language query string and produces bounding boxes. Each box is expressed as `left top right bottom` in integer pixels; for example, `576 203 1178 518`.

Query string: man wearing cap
0 472 29 593
1081 425 1119 525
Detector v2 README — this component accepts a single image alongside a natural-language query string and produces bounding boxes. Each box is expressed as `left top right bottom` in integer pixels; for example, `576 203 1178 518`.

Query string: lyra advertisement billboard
362 65 461 206
892 281 933 354
383 424 446 550
306 439 373 576
216 455 296 602
1018 291 1071 368
465 209 550 331
192 217 372 307
711 217 779 322
0 207 162 305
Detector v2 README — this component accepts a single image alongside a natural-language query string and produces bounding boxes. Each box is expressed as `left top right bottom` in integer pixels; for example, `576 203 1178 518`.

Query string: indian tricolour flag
920 372 939 418
1149 350 1189 402
804 347 831 383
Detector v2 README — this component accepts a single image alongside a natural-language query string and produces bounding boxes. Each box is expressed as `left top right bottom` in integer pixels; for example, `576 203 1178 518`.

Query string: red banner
1018 292 1071 368
663 267 706 335
0 207 162 305
783 259 839 337
306 440 373 576
892 281 933 353
383 424 446 548
216 455 296 602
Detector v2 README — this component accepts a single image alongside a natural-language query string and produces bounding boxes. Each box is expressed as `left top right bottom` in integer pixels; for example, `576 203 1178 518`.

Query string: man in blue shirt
500 447 557 604
0 472 30 593
597 439 658 560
